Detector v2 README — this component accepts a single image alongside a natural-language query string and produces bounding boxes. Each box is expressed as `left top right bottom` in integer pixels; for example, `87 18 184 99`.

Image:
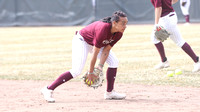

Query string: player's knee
108 58 119 68
177 42 185 47
174 40 185 47
69 69 81 78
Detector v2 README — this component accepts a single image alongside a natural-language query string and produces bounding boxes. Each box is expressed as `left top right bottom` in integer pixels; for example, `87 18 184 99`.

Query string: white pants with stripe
69 32 118 78
151 12 186 47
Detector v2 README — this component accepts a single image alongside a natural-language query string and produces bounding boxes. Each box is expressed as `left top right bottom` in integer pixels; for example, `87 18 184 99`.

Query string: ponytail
100 11 127 23
100 17 112 23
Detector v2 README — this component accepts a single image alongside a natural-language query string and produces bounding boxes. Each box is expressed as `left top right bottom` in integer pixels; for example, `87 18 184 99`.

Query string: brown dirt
0 80 200 112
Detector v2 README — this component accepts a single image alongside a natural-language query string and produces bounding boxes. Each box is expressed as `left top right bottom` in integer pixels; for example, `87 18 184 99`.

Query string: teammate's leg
180 0 190 23
150 28 169 69
165 14 198 62
166 13 200 71
181 43 198 63
169 26 199 72
155 42 167 62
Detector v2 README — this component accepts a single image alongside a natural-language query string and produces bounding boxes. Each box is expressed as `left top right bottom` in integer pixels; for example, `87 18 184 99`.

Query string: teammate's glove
182 2 187 7
82 67 104 89
154 25 170 42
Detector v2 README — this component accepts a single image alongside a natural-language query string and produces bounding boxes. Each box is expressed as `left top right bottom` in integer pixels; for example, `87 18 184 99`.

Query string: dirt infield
0 80 200 112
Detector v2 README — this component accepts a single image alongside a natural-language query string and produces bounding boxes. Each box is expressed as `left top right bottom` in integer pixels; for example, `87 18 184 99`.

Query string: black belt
75 31 84 41
169 14 175 17
79 38 84 41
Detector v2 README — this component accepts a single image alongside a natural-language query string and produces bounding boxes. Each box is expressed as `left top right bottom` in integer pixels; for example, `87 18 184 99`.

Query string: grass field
0 24 200 87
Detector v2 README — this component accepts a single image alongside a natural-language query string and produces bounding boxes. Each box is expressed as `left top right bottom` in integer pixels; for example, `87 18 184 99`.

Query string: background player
41 11 128 103
180 0 191 24
150 0 200 72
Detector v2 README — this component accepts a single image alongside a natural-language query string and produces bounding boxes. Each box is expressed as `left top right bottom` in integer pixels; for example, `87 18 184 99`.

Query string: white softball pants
151 12 186 47
180 0 190 15
69 32 119 78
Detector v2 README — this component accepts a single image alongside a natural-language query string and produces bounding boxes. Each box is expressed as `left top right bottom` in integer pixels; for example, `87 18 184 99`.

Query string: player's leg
98 49 126 100
170 28 199 71
185 0 191 23
180 0 190 23
150 27 169 69
48 33 91 90
41 32 91 102
98 49 118 92
167 14 200 72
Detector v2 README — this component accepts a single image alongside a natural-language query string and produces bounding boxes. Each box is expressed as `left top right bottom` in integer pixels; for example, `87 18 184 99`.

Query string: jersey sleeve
154 0 162 7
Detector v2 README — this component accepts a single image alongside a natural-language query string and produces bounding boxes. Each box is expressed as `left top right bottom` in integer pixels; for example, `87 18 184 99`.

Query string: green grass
0 24 200 87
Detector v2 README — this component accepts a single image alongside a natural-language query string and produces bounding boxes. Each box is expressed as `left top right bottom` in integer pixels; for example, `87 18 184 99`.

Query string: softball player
180 0 190 24
150 0 200 72
41 11 128 103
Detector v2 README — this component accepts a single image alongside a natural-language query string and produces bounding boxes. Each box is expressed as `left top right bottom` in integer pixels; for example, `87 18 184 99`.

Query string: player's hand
82 67 104 89
153 24 160 31
85 73 97 86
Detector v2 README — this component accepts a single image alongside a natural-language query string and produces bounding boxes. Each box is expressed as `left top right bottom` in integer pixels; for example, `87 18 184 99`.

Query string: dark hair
101 10 127 23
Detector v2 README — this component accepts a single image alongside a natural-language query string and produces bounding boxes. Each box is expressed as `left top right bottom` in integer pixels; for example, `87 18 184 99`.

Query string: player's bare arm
155 7 162 24
87 46 100 83
89 46 100 73
172 0 179 4
98 45 112 70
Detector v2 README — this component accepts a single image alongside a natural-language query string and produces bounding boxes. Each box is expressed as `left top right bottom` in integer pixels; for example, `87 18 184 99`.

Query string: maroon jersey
151 0 174 17
80 21 122 48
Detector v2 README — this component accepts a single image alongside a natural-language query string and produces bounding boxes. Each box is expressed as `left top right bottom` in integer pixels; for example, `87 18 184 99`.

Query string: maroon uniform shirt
151 0 174 17
80 21 122 48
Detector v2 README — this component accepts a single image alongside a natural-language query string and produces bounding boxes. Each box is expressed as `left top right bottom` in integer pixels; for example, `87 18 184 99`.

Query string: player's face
114 17 128 33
